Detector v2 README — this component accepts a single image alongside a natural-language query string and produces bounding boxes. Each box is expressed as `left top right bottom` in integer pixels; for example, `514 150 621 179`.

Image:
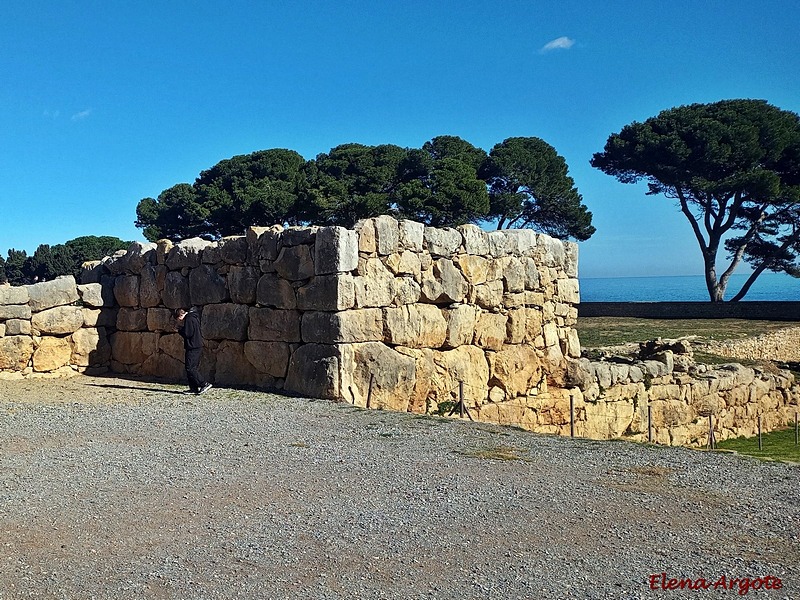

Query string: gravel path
0 375 797 599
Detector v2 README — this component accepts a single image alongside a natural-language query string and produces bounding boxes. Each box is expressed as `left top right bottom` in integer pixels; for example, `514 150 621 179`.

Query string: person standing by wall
174 307 212 395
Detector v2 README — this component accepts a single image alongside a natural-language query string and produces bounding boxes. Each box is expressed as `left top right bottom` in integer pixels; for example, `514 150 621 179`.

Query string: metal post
647 404 652 443
795 411 798 446
459 381 464 419
570 395 575 438
708 414 715 451
758 414 763 451
366 374 374 409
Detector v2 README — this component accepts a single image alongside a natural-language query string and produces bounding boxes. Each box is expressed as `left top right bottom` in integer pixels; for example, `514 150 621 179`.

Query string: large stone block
202 304 249 341
374 215 400 255
159 333 184 362
113 275 139 308
166 238 211 270
274 244 315 281
71 327 111 367
557 278 580 304
257 274 297 309
0 285 29 305
244 341 290 378
353 258 395 308
4 319 31 336
0 305 31 320
139 265 162 308
455 255 489 285
26 276 79 312
385 304 447 348
228 266 260 304
189 265 229 305
398 220 424 252
116 308 148 331
31 306 85 335
32 337 73 372
315 226 358 275
424 226 461 256
384 251 422 279
301 309 384 344
296 275 355 311
473 312 507 351
77 282 114 308
162 271 191 309
340 342 416 410
444 304 479 348
214 340 267 387
219 236 248 264
458 224 490 256
250 225 283 261
285 343 342 399
110 331 158 365
0 336 34 370
123 241 157 274
355 219 376 254
487 345 542 398
249 307 301 342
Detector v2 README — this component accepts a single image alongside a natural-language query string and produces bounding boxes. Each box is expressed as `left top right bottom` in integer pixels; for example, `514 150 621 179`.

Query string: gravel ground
0 374 797 600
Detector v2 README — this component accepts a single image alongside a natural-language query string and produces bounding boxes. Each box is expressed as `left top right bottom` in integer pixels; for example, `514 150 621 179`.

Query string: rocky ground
0 374 797 599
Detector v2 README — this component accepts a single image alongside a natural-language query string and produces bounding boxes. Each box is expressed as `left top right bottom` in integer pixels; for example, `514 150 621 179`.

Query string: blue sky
1 0 798 281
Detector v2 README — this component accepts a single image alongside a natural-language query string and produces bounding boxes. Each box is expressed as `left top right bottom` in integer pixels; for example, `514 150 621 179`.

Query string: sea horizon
578 272 800 302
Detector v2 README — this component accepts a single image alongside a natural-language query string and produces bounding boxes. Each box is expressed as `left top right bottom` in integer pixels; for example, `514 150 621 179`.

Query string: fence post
795 411 798 446
758 413 762 451
647 404 652 444
366 374 374 409
459 380 464 419
570 395 575 438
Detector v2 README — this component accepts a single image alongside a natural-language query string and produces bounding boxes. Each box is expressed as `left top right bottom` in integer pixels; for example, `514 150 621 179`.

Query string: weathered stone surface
500 257 525 293
159 333 185 362
214 340 266 387
393 277 421 305
31 306 85 335
282 226 316 247
285 343 341 398
487 345 542 398
84 307 117 329
274 244 315 281
341 342 416 410
79 260 104 284
296 275 355 311
420 345 489 411
162 271 190 309
110 331 158 365
556 278 580 304
113 275 139 308
166 238 211 270
522 257 540 290
139 265 162 308
315 227 359 275
443 304 478 348
141 352 186 381
104 250 128 275
374 215 400 255
473 312 507 351
228 266 260 305
71 327 111 367
354 258 395 308
124 241 157 274
78 282 114 308
219 236 248 264
32 337 72 372
0 323 4 337
383 251 422 279
244 341 291 378
502 229 537 256
355 219 376 254
26 276 79 312
455 255 489 285
249 308 301 342
4 319 31 336
0 305 31 320
432 258 468 303
458 224 489 256
0 286 28 305
424 226 461 256
116 308 148 332
156 239 173 265
0 336 34 370
563 242 579 278
506 309 526 344
256 274 297 309
189 265 229 305
250 225 283 261
301 309 383 344
536 233 565 268
472 280 504 309
398 220 424 252
384 304 447 348
202 304 249 341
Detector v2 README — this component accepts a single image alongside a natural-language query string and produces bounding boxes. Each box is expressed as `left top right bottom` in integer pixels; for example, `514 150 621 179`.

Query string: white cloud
540 36 575 53
71 109 92 121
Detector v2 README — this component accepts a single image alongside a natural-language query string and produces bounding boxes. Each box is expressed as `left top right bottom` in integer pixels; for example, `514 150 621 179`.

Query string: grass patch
576 317 798 349
455 445 530 462
716 425 800 464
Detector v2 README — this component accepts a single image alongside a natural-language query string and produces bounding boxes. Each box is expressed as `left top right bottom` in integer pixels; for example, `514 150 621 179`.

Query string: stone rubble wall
700 327 800 363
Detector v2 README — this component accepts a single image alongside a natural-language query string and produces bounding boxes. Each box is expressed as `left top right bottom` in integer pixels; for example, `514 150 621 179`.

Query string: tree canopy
135 135 594 243
591 99 800 302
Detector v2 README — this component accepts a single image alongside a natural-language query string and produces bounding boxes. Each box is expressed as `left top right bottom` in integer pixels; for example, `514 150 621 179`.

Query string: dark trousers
185 348 205 392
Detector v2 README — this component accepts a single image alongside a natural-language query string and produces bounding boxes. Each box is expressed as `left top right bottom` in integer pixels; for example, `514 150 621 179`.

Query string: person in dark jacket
174 307 212 395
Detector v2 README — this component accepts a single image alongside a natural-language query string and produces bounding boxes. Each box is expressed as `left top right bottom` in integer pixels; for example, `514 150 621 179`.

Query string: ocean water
579 272 800 302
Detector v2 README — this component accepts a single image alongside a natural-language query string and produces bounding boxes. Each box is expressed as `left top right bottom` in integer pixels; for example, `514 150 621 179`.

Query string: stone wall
1 216 797 448
0 276 114 378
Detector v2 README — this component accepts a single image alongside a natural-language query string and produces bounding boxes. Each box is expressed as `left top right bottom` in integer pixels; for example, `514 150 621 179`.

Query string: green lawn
716 425 800 464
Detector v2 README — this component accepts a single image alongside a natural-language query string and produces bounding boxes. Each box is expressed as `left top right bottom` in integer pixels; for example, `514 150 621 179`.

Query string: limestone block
0 322 6 337
392 277 421 305
202 303 249 341
426 345 490 409
147 308 175 332
433 259 468 303
340 342 416 410
141 352 186 381
503 229 537 256
219 236 248 264
354 258 395 308
31 306 84 335
488 345 542 398
524 307 544 344
385 304 447 348
487 231 510 258
458 224 490 256
384 251 422 279
214 340 267 387
251 225 283 261
424 226 461 256
0 336 34 370
522 257 540 290
78 282 113 308
84 307 117 329
564 328 582 358
103 249 128 275
355 219 376 254
374 215 400 255
455 255 489 285
472 280 504 310
302 309 384 344
394 346 435 413
4 319 30 336
110 331 158 365
398 220 424 252
201 240 221 265
166 237 211 270
257 274 297 309
162 271 191 309
26 276 79 312
315 226 359 275
244 341 291 378
249 307 301 342
156 239 173 265
189 264 229 305
501 257 525 293
506 309 526 345
227 266 260 305
285 343 342 399
297 274 356 311
138 265 161 308
79 261 104 284
159 333 184 362
124 241 157 274
114 275 139 308
536 233 565 268
32 337 72 372
556 278 580 304
71 327 111 367
274 244 315 281
0 305 31 320
473 312 507 351
443 304 479 348
0 286 29 305
542 322 559 347
282 226 316 247
563 242 579 278
117 308 148 332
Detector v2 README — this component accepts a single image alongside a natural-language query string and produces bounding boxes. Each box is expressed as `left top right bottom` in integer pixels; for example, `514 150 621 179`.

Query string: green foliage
0 256 6 284
716 425 800 463
4 249 30 285
591 99 800 301
481 137 595 240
